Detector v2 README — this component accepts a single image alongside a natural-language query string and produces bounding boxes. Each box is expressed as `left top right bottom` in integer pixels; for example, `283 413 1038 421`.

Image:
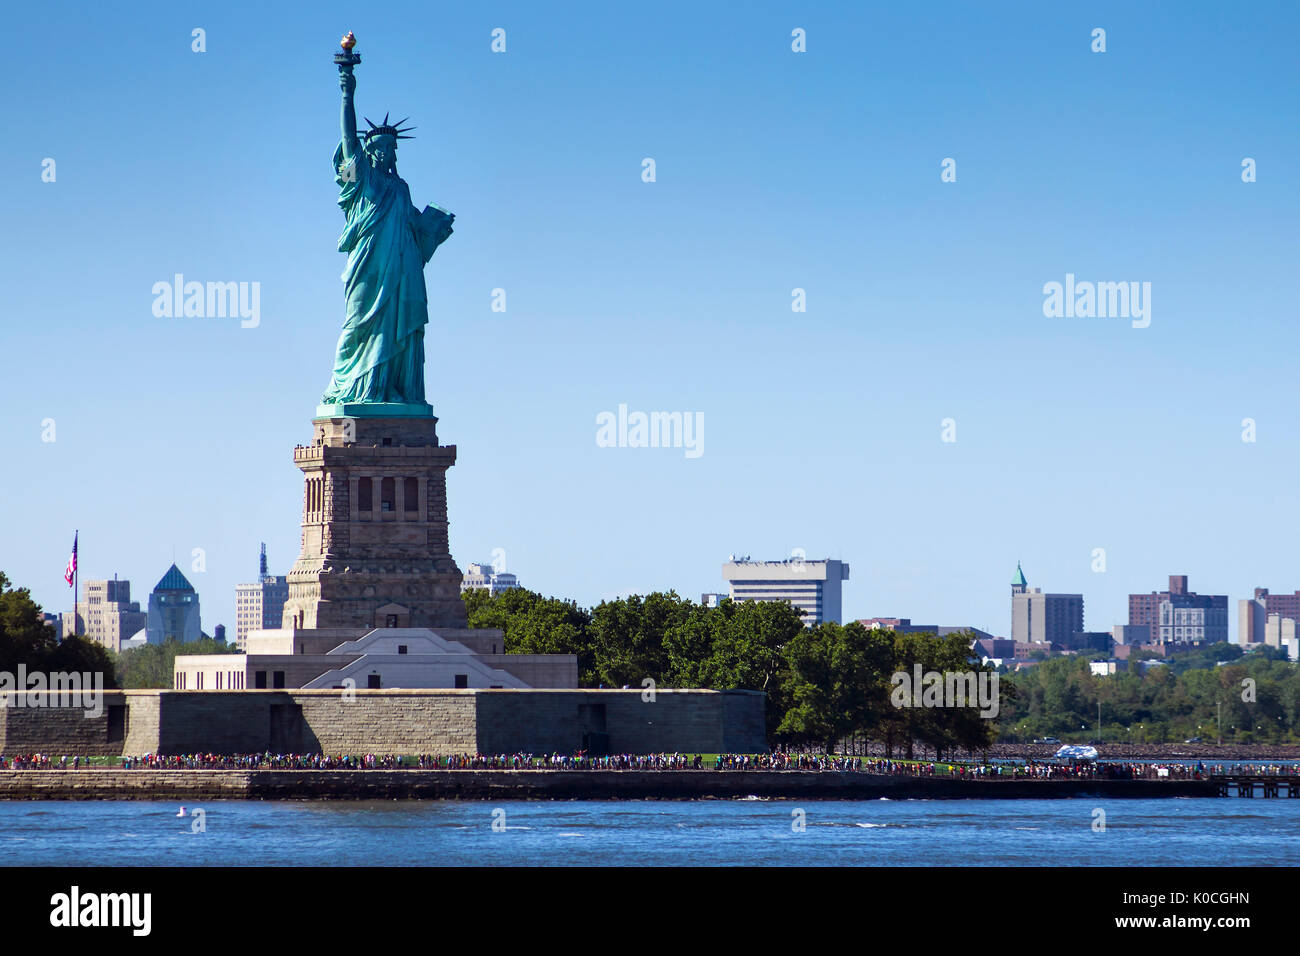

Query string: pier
1211 775 1300 798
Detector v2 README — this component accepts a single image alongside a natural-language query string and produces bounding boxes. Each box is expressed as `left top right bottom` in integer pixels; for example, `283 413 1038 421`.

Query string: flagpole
73 529 79 639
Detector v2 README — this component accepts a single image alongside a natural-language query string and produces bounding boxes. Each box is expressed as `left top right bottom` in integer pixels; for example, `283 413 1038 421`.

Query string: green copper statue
319 33 454 417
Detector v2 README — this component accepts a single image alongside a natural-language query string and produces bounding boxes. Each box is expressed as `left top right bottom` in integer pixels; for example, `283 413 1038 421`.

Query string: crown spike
362 113 418 142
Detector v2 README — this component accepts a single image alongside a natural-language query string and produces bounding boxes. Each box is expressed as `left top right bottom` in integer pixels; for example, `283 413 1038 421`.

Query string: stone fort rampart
0 688 765 757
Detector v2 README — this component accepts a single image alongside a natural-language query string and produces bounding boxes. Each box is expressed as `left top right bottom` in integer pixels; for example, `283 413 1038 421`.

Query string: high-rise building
1129 574 1227 647
235 544 289 651
1264 614 1299 654
721 557 850 626
64 577 147 653
146 564 202 645
1238 588 1300 645
1009 563 1084 645
459 562 520 595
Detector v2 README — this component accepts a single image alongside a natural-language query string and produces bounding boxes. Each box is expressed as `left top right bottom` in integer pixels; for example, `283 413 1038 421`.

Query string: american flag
64 532 77 587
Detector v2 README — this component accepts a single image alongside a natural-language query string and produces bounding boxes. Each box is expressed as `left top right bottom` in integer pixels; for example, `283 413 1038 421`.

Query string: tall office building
64 577 147 653
1129 574 1227 647
234 544 289 651
721 557 850 626
146 564 203 645
1238 588 1300 645
1009 563 1084 645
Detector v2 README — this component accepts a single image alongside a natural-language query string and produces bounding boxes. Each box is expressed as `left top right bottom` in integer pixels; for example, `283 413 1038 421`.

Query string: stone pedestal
281 414 469 631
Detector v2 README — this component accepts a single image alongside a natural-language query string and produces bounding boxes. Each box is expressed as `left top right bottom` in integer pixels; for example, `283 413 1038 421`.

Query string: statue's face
365 134 398 170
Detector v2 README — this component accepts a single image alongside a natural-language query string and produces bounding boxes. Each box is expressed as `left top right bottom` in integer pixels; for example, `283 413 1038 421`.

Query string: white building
721 557 850 626
1089 660 1127 676
174 626 577 690
1265 615 1300 661
460 562 520 595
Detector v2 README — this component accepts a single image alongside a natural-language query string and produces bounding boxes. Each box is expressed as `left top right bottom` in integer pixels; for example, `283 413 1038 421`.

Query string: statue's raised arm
336 32 361 161
340 71 360 160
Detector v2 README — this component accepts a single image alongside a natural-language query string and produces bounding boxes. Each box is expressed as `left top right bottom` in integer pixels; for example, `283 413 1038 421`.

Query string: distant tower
235 545 289 651
146 564 202 644
1011 562 1030 643
1010 562 1084 645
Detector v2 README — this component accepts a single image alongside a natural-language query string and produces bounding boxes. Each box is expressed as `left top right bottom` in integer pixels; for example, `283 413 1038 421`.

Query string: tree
775 623 838 749
0 571 57 673
703 599 804 692
47 635 117 682
587 591 690 688
463 587 594 679
777 621 893 751
0 571 120 688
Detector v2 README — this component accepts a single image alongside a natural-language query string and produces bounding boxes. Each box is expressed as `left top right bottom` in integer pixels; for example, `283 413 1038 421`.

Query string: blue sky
4 1 1297 640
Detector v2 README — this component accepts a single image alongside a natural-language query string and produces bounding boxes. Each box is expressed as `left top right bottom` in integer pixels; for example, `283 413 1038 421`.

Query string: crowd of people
0 753 65 770
2 751 1298 778
114 753 406 770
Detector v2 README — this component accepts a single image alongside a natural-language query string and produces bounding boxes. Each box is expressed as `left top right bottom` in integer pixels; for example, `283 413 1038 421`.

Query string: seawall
0 770 1218 801
0 688 767 756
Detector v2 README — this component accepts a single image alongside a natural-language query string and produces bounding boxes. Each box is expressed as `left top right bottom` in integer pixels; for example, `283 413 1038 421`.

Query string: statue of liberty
320 33 454 415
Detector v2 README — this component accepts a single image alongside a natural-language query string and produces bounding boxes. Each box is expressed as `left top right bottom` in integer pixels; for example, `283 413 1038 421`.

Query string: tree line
463 587 1001 756
998 649 1300 744
0 572 117 682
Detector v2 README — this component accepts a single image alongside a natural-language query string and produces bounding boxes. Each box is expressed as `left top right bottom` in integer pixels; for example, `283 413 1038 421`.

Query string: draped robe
321 142 453 406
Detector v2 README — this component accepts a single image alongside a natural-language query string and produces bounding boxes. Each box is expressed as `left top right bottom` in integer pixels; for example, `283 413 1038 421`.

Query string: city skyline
5 3 1298 646
44 548 1300 646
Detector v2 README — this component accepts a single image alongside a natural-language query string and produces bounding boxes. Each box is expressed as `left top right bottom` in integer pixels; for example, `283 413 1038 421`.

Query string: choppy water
3 798 1298 865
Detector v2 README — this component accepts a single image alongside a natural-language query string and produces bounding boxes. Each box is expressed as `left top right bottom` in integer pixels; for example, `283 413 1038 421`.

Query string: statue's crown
363 112 416 141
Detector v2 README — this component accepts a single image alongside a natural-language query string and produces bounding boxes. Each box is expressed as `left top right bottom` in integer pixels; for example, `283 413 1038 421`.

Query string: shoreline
984 743 1300 760
0 769 1220 801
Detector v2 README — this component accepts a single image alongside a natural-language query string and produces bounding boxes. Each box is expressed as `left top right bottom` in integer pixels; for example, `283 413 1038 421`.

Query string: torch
334 31 361 72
